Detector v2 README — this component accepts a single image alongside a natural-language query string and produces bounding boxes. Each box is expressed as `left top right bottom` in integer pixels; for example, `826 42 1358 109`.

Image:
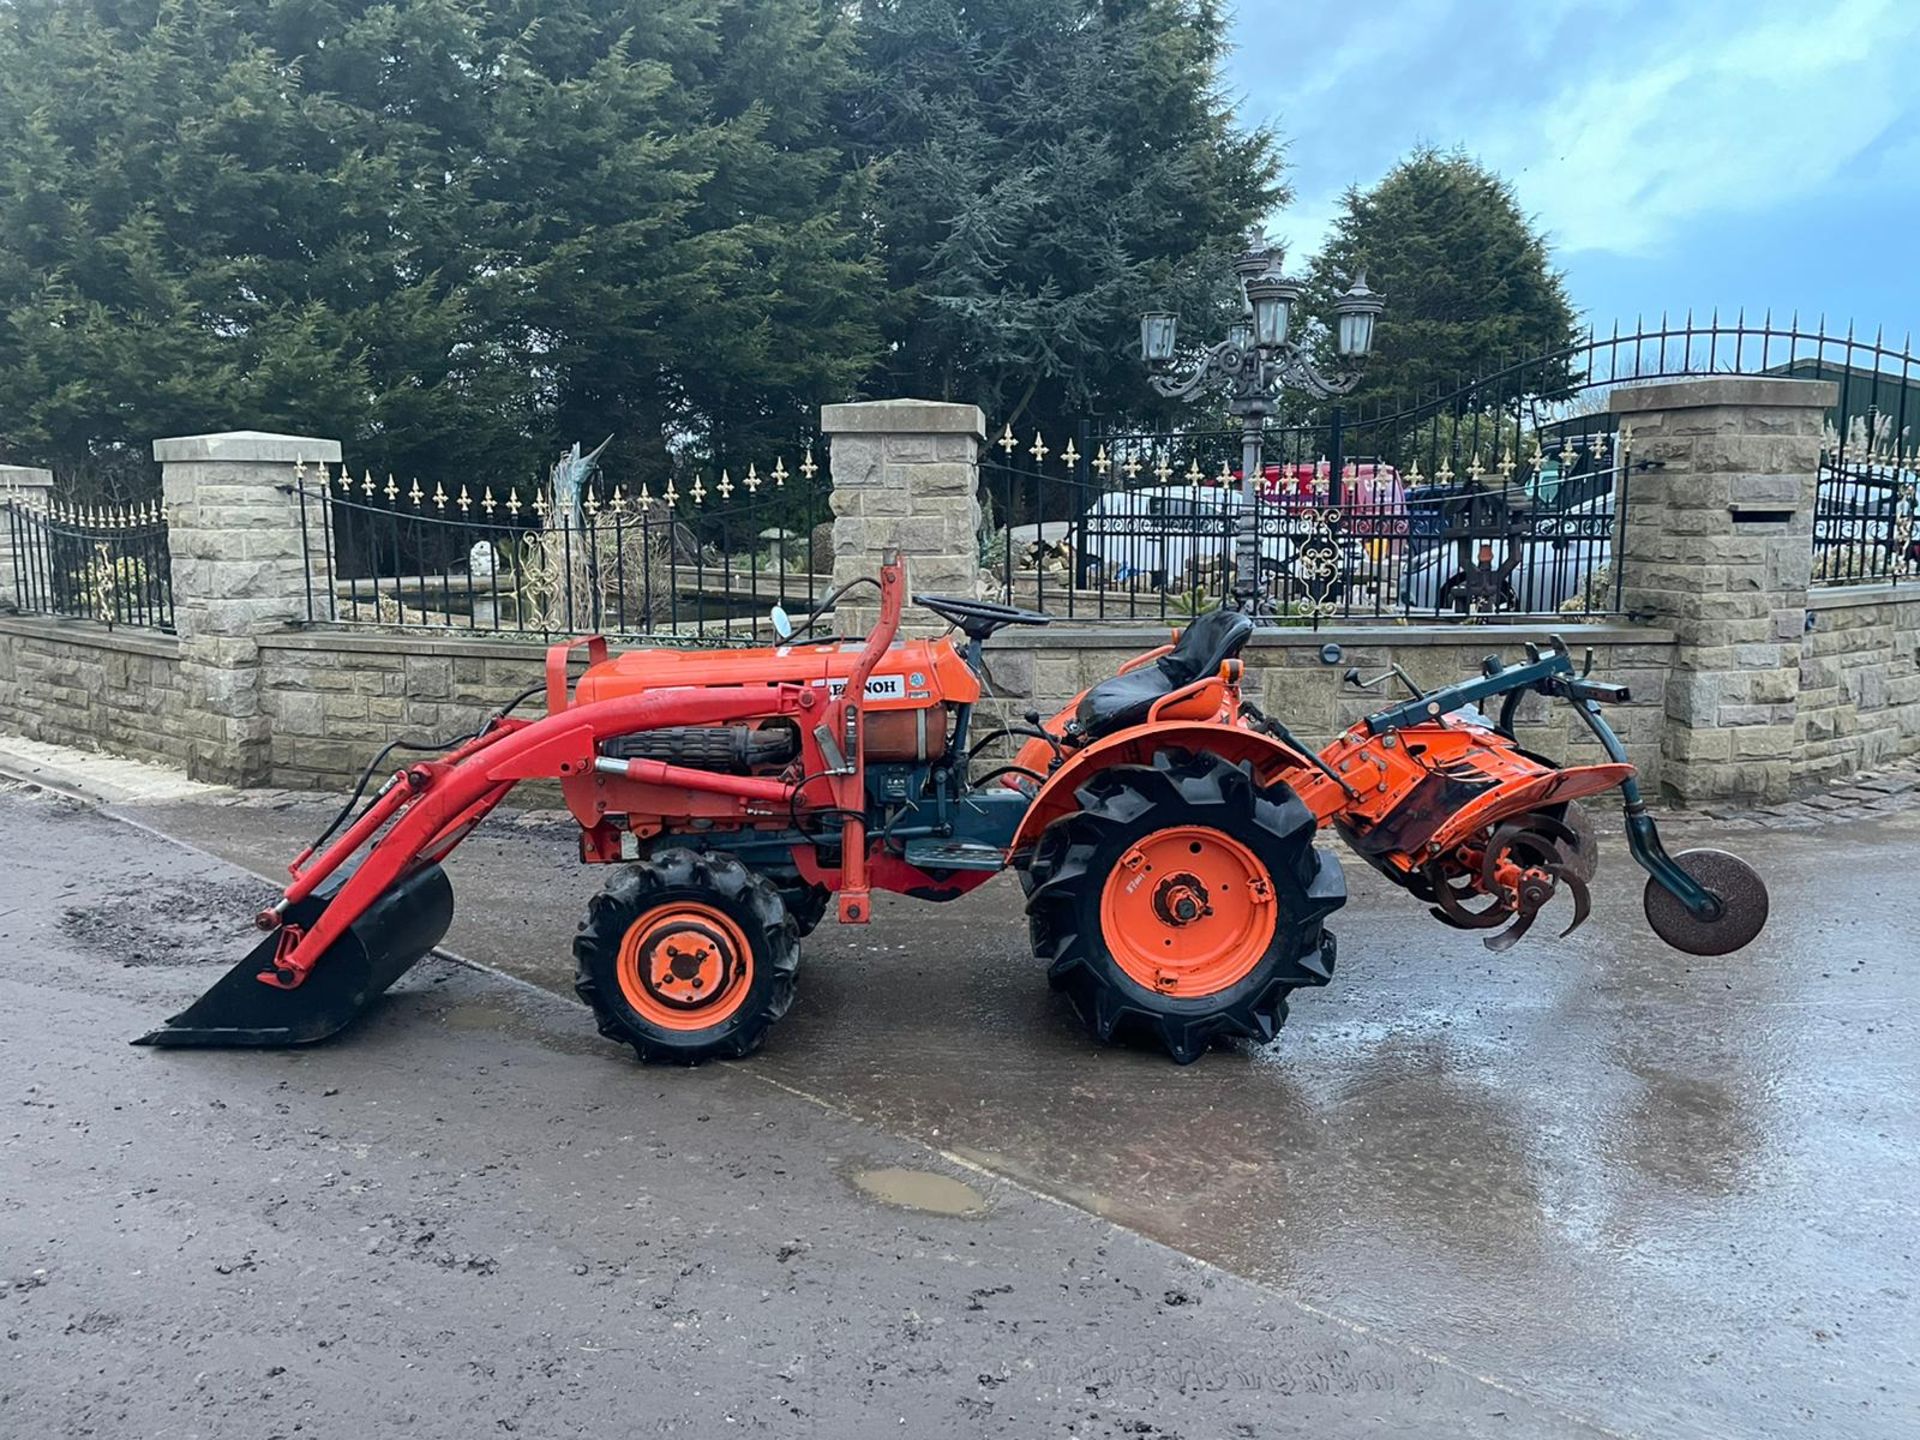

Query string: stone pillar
1609 377 1835 804
820 399 985 634
0 464 55 610
154 431 340 784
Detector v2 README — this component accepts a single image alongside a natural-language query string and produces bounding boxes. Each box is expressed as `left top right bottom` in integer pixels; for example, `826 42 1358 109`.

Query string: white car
1075 484 1368 597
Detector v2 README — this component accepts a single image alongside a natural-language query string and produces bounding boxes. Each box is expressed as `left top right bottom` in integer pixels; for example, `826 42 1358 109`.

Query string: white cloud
1498 0 1918 255
1247 0 1920 263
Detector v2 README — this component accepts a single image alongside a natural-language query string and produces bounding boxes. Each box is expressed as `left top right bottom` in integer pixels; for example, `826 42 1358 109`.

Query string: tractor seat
1074 609 1255 739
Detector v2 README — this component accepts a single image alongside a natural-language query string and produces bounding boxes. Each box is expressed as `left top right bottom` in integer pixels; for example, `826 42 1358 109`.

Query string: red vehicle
138 555 1769 1066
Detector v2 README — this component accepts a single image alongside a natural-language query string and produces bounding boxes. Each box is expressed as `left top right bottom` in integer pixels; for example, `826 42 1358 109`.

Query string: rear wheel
1025 750 1345 1064
574 850 798 1064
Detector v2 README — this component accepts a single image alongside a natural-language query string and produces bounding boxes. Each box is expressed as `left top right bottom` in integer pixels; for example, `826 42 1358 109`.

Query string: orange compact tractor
139 555 1769 1065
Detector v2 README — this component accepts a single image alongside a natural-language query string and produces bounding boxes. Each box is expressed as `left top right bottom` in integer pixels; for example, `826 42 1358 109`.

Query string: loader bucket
133 863 455 1048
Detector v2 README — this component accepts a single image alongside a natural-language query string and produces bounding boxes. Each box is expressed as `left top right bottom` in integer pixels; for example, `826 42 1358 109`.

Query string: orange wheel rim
1099 825 1276 998
615 903 755 1031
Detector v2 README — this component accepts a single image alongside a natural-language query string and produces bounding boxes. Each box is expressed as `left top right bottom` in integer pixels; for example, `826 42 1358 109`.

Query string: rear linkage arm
1357 635 1722 924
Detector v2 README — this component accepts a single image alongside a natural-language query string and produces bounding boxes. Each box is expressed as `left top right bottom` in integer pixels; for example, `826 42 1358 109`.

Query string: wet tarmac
5 785 1625 1438
115 792 1920 1438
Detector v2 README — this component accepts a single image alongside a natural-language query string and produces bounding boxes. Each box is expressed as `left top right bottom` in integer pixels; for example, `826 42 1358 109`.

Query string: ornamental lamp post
1333 270 1384 359
1141 231 1383 611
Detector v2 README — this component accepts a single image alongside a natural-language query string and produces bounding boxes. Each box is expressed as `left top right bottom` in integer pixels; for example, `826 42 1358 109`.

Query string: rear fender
1008 721 1319 857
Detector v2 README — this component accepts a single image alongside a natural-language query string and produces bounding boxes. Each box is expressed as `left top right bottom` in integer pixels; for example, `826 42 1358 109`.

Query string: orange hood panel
572 636 980 711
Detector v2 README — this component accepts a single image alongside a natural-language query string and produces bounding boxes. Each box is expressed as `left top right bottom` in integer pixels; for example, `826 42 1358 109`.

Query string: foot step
901 838 1006 873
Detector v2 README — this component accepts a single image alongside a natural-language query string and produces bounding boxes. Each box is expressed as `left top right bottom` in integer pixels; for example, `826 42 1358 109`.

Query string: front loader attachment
134 642 826 1052
133 864 455 1047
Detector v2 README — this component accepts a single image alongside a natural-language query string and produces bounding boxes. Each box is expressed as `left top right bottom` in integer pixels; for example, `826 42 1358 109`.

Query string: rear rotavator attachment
1425 811 1594 953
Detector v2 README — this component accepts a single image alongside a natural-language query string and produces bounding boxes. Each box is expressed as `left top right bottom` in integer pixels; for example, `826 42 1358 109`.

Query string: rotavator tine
1484 906 1537 954
1555 870 1592 938
1432 872 1512 929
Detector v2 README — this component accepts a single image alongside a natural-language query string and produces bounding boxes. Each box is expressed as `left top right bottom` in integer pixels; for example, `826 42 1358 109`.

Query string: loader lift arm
136 560 916 1047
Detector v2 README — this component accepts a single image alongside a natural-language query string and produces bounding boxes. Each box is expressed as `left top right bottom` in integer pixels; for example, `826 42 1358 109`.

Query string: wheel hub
616 903 754 1030
639 926 738 1009
1099 825 1277 998
1153 874 1210 926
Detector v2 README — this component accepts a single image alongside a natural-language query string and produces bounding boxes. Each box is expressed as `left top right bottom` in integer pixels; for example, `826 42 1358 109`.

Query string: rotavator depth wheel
574 849 798 1064
1024 750 1346 1064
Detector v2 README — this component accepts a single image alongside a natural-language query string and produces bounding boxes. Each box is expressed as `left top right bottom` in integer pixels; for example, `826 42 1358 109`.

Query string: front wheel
574 850 798 1064
1024 750 1346 1063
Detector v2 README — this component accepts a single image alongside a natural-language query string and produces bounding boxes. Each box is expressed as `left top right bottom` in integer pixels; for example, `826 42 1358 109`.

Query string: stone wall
1611 377 1833 804
256 632 550 791
233 622 1676 792
5 385 1920 801
0 616 194 770
155 430 340 785
981 622 1674 791
1797 586 1920 787
822 400 984 634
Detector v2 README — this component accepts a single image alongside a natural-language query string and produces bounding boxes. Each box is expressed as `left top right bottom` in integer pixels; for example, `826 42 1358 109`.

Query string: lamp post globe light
1140 231 1383 610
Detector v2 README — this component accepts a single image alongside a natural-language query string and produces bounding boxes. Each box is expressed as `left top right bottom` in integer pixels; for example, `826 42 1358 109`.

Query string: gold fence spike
1407 459 1425 485
1593 433 1610 463
1122 453 1141 480
638 482 654 508
690 475 707 505
506 488 522 518
1153 455 1172 484
293 458 307 490
1092 445 1111 476
1060 439 1079 469
1029 432 1050 465
744 463 760 493
1559 436 1579 470
1216 459 1233 483
1498 447 1516 481
407 478 423 507
532 489 549 519
717 469 733 500
1466 453 1483 483
999 424 1017 455
583 488 601 516
770 457 788 488
431 482 447 511
481 486 497 515
364 469 377 498
337 463 352 495
1436 457 1454 486
456 484 471 514
798 448 816 482
609 485 627 514
663 478 679 506
1183 458 1201 483
1619 421 1634 453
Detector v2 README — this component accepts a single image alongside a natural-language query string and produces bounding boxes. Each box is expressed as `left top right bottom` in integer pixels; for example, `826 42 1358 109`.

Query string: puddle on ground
848 1166 989 1217
417 993 605 1057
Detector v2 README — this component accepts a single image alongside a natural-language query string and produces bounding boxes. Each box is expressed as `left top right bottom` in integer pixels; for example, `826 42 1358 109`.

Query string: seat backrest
1159 608 1254 686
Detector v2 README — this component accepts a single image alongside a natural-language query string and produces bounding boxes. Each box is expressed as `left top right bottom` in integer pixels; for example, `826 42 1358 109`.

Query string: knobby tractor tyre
1024 750 1346 1065
574 849 799 1065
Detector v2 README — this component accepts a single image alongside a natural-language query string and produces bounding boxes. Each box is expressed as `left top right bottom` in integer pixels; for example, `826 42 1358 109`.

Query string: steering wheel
913 593 1053 640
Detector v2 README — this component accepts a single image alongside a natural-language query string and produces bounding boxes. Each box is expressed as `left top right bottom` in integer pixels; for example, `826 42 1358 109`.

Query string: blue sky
1225 0 1920 342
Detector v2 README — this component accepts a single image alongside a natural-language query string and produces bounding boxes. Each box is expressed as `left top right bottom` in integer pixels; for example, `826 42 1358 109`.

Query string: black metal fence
985 315 1920 625
3 492 175 630
983 409 1626 628
296 453 829 642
